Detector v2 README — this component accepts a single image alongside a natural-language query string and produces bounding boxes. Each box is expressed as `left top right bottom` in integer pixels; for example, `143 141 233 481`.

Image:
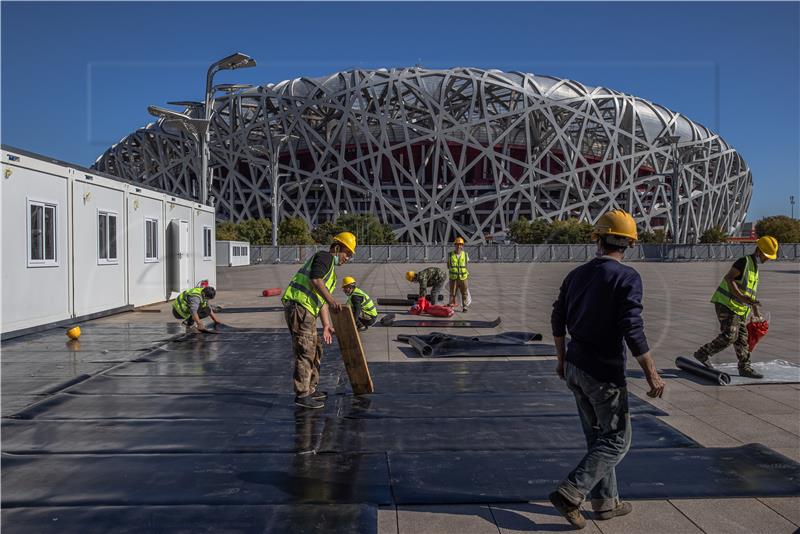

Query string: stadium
93 67 752 244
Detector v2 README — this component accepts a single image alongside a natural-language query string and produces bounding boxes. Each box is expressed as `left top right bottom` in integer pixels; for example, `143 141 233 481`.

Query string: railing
248 243 800 264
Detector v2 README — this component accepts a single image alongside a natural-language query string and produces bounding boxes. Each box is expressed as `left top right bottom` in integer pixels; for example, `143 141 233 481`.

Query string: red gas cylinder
262 288 282 297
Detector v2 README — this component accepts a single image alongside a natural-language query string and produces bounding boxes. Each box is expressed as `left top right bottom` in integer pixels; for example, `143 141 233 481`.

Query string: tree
236 218 272 245
508 217 532 243
215 222 239 241
755 215 800 244
336 213 396 245
548 218 594 244
639 228 667 243
699 226 728 243
312 221 344 245
529 219 551 244
278 217 315 245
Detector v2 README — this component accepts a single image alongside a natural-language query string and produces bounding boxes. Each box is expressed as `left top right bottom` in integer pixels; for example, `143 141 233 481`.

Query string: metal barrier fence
250 243 800 264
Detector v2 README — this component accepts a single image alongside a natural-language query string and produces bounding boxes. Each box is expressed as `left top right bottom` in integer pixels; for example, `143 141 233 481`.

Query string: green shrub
278 217 315 245
699 226 728 243
755 215 800 244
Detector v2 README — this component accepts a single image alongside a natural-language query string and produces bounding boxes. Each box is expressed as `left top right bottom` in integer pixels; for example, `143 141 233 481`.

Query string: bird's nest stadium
93 67 752 244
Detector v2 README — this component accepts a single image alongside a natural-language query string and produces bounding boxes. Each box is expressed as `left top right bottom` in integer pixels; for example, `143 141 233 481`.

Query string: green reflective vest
711 255 759 317
282 253 337 317
173 287 207 319
448 251 469 281
347 287 378 318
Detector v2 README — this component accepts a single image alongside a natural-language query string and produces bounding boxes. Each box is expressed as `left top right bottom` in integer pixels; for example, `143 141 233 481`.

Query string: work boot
739 366 763 379
692 352 714 370
548 491 586 529
310 389 328 401
294 394 324 409
595 501 633 520
462 307 469 313
357 325 368 332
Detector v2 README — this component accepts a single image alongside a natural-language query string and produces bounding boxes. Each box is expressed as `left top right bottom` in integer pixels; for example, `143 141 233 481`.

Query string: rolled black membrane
675 356 731 385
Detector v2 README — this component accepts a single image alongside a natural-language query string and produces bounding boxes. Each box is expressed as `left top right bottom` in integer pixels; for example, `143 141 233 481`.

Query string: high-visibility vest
173 287 208 319
711 255 759 317
282 253 337 317
448 251 469 281
347 287 378 318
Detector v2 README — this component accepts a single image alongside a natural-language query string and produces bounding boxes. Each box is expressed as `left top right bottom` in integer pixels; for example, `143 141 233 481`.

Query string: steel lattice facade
93 67 752 244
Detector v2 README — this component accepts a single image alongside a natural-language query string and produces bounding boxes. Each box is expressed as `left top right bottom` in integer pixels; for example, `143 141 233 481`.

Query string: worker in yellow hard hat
693 235 779 379
549 209 664 528
172 286 223 333
406 267 446 303
341 276 378 332
282 231 356 409
447 236 471 312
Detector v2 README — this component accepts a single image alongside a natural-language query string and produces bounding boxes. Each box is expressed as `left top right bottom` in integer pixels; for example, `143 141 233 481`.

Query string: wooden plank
330 307 374 395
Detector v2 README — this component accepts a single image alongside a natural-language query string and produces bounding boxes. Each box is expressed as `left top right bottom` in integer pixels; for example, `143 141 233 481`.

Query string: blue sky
2 1 798 220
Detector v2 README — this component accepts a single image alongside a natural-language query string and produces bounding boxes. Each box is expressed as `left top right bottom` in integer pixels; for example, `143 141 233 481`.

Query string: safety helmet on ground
343 276 357 286
66 326 81 340
592 210 638 245
454 237 465 245
756 235 778 260
332 231 357 254
405 271 415 282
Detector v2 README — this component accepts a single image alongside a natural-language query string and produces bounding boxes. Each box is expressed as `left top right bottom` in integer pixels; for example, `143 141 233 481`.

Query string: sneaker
310 390 328 401
357 325 368 332
548 491 586 529
294 395 324 409
739 367 764 379
693 353 714 370
595 501 633 520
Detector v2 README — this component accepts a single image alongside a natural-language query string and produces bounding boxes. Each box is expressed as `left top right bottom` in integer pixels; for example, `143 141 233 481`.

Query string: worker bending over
282 232 356 409
406 267 447 303
448 237 471 312
342 276 378 331
172 286 223 333
549 209 665 529
692 236 779 379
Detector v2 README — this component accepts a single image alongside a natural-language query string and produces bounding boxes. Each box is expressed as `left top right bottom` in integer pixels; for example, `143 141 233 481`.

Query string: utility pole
791 195 796 219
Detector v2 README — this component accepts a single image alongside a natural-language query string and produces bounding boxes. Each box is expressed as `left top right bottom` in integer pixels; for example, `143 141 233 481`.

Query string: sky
2 1 798 221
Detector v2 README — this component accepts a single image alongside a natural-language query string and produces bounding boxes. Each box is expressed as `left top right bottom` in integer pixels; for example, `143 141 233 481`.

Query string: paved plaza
3 260 799 533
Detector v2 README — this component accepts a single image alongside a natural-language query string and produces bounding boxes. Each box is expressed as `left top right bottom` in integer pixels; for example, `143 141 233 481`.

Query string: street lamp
148 105 210 198
269 134 300 246
201 53 257 205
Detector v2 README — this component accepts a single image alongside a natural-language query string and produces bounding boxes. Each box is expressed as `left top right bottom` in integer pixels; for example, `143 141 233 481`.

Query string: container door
178 220 190 290
167 219 191 293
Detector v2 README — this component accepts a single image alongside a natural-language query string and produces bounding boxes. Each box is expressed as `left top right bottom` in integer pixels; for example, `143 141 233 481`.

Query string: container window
203 226 212 259
28 200 58 266
98 211 119 264
145 218 158 262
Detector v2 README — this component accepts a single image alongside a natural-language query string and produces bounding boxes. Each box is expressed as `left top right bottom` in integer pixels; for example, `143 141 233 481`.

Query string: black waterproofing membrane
380 313 502 328
397 331 556 358
676 356 800 386
3 324 799 533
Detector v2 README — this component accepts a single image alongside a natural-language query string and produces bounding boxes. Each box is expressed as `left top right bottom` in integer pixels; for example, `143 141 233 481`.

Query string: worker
692 236 779 379
342 276 378 331
447 236 471 312
282 231 356 409
406 267 447 304
549 209 665 529
172 286 223 332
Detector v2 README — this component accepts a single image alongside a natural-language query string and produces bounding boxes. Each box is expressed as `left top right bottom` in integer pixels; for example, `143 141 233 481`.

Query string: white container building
1 146 216 338
216 240 251 267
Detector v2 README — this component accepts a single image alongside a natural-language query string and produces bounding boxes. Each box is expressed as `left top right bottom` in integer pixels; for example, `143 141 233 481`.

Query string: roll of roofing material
675 356 731 385
261 288 281 297
408 336 433 357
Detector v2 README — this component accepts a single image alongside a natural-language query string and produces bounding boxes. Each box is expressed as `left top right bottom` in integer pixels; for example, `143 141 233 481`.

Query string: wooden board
330 307 374 395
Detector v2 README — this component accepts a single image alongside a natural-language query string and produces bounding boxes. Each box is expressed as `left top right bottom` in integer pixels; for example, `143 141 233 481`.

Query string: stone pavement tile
490 502 602 534
758 497 800 527
744 387 800 410
397 504 499 534
693 413 800 448
378 505 399 534
702 389 798 415
671 498 798 534
656 415 741 447
755 413 800 436
590 500 703 534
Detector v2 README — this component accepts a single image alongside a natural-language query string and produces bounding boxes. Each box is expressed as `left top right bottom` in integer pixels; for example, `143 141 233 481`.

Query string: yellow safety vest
347 287 378 318
172 287 207 319
448 251 469 281
282 253 337 317
711 255 759 317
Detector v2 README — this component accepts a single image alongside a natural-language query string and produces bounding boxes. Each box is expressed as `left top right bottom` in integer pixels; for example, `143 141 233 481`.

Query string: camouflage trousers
284 301 323 396
695 303 751 368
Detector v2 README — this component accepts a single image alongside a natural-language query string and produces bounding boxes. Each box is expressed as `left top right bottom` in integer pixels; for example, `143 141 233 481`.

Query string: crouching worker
406 267 447 304
172 286 223 332
342 276 378 332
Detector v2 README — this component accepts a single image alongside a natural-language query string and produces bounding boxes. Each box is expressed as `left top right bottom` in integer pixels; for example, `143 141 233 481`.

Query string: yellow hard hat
593 209 638 242
66 326 81 340
343 276 356 286
406 271 415 282
756 235 778 260
332 231 357 254
454 237 465 245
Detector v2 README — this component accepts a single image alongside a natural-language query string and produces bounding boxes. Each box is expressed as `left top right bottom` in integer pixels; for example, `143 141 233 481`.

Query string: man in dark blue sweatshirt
548 209 665 530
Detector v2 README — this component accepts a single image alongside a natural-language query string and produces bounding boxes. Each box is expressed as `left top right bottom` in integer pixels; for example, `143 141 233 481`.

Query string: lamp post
148 106 210 198
791 195 796 220
270 134 299 246
201 53 257 205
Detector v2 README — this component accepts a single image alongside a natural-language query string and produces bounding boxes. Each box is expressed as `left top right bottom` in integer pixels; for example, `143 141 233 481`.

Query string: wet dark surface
379 313 502 328
1 505 378 534
3 323 799 533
